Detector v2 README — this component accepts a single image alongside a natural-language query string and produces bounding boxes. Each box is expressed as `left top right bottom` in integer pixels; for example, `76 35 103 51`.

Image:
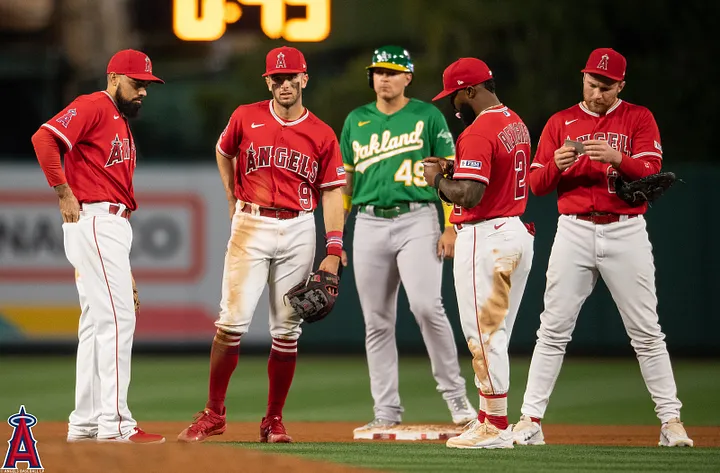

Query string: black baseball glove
284 270 340 324
615 171 678 207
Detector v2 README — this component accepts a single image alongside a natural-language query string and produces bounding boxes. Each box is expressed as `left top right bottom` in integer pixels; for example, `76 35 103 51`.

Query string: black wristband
434 173 444 189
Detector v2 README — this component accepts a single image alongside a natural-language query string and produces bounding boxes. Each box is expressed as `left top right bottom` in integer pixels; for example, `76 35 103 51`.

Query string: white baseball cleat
447 396 477 425
446 419 514 449
353 418 400 433
511 415 545 445
659 418 694 447
66 432 97 443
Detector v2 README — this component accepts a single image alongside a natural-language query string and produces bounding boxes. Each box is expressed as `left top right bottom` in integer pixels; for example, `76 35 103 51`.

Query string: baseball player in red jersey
30 50 165 444
511 48 693 447
423 58 535 449
178 46 346 444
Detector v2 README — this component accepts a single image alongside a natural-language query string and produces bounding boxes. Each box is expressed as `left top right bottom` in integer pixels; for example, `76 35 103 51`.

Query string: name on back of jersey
352 121 425 173
245 142 318 182
498 122 531 152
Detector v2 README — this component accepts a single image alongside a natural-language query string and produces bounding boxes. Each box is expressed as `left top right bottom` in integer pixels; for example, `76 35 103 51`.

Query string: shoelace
190 410 219 432
265 417 287 434
449 397 469 412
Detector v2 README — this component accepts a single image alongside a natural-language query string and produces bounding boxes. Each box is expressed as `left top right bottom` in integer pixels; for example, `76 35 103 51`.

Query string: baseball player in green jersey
341 46 476 432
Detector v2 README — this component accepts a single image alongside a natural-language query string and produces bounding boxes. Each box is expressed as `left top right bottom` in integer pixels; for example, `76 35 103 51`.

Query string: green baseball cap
366 45 414 73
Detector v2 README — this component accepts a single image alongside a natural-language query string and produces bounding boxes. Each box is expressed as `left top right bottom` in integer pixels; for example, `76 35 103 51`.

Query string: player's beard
456 103 477 128
274 82 301 108
115 87 142 118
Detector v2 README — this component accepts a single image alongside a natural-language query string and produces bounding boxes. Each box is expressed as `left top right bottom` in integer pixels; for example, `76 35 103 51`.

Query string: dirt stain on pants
468 254 518 395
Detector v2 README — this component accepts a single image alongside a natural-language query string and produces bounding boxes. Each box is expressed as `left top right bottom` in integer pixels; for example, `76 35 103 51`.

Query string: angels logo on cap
597 54 609 71
276 52 287 70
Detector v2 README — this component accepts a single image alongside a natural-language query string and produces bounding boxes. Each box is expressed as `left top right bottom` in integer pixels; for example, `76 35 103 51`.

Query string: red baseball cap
581 48 626 82
107 49 164 83
263 46 307 77
432 58 493 101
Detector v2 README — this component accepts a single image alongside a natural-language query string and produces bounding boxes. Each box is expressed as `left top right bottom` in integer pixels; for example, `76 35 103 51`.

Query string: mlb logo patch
654 141 662 152
460 160 482 169
336 166 346 175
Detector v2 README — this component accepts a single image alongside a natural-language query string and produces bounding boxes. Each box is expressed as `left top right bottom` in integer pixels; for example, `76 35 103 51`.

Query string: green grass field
1 355 719 472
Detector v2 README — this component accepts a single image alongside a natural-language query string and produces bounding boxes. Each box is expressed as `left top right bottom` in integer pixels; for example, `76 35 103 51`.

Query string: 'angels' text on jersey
570 132 631 155
245 143 318 182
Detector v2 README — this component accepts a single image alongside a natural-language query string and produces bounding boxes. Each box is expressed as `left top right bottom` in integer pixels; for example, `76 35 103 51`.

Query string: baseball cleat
447 396 477 425
98 427 165 444
260 415 292 443
353 418 400 433
659 418 694 447
511 415 545 445
66 432 97 443
446 419 514 449
177 408 226 443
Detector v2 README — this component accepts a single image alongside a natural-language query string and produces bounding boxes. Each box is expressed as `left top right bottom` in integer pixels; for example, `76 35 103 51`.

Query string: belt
574 212 637 224
84 203 131 219
240 204 300 220
359 202 429 219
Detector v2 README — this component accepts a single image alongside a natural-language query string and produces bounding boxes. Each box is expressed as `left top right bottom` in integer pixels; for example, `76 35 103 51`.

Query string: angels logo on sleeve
3 405 43 471
56 109 77 129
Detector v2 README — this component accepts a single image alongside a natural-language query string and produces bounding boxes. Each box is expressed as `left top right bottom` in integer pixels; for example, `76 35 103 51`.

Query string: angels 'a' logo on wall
2 405 43 471
275 52 286 69
145 56 152 73
56 109 77 129
597 54 609 71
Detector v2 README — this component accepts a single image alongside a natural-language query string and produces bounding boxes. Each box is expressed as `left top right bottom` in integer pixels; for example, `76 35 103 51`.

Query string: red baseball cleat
177 408 227 443
260 415 292 443
98 427 165 444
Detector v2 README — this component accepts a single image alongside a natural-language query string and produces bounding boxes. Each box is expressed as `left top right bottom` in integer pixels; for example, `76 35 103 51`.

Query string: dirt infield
7 422 720 473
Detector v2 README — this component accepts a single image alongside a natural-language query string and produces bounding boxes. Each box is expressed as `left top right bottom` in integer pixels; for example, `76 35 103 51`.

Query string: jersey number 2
514 150 527 200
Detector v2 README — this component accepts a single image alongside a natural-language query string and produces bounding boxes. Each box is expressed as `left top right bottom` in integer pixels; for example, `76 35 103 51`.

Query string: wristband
326 230 343 257
434 173 445 189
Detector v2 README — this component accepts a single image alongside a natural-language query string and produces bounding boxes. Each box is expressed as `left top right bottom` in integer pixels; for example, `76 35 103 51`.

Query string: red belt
240 204 300 220
82 203 131 219
574 213 637 224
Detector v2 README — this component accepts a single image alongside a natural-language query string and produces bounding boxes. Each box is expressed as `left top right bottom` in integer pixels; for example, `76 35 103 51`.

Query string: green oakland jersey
340 98 455 207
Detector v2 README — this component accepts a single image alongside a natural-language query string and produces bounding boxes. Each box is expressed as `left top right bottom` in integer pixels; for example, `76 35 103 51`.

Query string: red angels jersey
217 100 346 211
528 100 662 214
42 91 138 209
450 105 531 224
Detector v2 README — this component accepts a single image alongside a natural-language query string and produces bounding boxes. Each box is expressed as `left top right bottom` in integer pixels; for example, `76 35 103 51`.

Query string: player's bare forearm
341 172 354 222
216 150 236 202
437 178 486 209
322 187 344 233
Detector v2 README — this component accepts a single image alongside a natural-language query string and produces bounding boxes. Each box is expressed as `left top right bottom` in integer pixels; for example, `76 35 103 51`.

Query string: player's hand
437 226 457 259
554 146 578 172
584 140 622 166
58 191 80 223
228 197 238 221
318 255 341 275
422 161 443 188
341 250 348 267
424 157 452 175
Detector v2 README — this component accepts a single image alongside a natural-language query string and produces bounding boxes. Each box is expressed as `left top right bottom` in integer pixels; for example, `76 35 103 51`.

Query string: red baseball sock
206 330 241 414
482 392 509 430
266 338 298 418
530 417 542 424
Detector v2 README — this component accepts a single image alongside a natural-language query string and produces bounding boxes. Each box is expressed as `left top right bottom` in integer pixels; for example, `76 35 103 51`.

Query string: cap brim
366 62 411 73
581 68 623 82
262 69 307 77
432 89 455 102
126 73 164 84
